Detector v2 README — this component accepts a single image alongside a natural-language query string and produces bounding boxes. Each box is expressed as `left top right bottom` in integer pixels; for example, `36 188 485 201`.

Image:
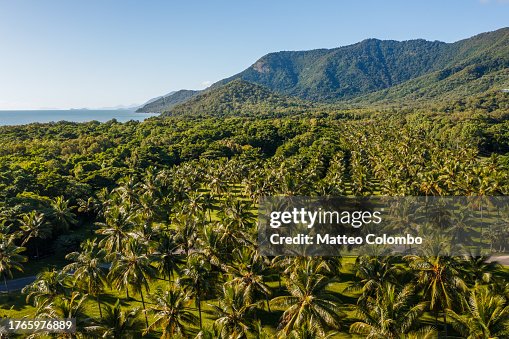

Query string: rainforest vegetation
1 103 509 338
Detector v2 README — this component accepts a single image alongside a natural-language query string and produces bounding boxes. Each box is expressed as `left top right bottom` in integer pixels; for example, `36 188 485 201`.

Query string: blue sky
0 0 508 109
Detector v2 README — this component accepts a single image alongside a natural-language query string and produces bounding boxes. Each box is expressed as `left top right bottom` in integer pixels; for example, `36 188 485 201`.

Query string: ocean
0 110 159 126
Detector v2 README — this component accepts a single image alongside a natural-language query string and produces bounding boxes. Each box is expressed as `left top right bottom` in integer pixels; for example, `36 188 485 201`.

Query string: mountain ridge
136 89 199 113
138 27 509 113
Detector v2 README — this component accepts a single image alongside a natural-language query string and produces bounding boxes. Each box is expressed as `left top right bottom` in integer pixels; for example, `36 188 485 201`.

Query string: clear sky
0 0 508 109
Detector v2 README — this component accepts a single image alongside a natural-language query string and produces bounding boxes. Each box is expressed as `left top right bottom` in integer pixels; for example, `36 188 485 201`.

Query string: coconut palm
447 285 509 339
64 238 106 317
460 251 501 285
219 198 255 230
178 253 215 329
108 238 156 327
17 210 51 257
209 284 259 339
173 211 199 256
95 204 135 253
152 231 183 283
23 268 70 311
49 196 77 233
270 270 344 336
348 255 399 302
36 291 90 337
0 232 27 293
197 223 225 269
289 322 337 339
225 247 272 311
406 254 467 336
86 300 144 339
146 286 199 338
350 283 434 338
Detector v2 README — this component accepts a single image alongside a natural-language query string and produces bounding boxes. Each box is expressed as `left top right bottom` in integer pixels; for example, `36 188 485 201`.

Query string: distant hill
145 27 508 112
213 39 449 102
350 28 509 104
215 27 508 103
161 79 313 117
143 91 176 105
136 90 199 113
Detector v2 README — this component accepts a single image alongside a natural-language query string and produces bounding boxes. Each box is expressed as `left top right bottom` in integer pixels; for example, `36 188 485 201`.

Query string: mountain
213 27 508 103
146 27 508 111
136 89 199 112
143 91 176 105
161 79 313 117
350 28 509 105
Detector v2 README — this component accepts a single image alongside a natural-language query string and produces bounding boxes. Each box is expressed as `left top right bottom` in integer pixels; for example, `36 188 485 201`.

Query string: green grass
0 254 363 337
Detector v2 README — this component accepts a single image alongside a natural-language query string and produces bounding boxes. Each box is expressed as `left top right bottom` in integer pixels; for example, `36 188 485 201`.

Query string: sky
0 0 508 110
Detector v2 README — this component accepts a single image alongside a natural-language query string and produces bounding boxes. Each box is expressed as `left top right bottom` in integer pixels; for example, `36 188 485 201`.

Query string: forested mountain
216 27 508 103
214 39 449 102
161 79 313 117
352 29 509 104
136 89 199 112
139 28 508 113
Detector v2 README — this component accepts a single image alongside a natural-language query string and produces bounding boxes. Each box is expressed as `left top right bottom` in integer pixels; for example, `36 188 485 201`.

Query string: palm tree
348 255 399 302
37 291 89 337
49 196 77 233
0 233 27 293
178 253 215 329
86 300 144 339
77 196 101 221
225 247 272 312
64 238 106 317
270 270 344 336
350 283 434 338
406 254 467 336
197 223 225 269
17 210 51 258
289 322 337 339
447 285 509 339
460 251 501 285
108 238 156 327
146 286 199 338
152 232 183 283
173 211 198 257
209 284 259 339
113 175 140 208
219 198 255 230
23 268 70 311
96 204 135 253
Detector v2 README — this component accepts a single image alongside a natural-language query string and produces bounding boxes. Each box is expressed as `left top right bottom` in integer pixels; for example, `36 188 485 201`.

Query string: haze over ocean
0 110 158 126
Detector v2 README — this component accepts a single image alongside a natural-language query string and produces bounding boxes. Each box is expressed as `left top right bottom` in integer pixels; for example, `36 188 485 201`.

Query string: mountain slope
161 79 313 117
145 27 508 110
136 89 199 112
351 28 509 104
213 27 508 103
214 39 450 102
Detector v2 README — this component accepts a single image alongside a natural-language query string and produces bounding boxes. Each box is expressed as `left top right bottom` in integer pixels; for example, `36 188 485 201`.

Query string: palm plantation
0 109 508 339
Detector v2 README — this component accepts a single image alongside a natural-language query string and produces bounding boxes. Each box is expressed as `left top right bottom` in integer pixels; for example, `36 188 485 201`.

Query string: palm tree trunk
3 274 8 294
140 289 149 327
197 284 202 329
443 311 448 338
96 295 103 318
